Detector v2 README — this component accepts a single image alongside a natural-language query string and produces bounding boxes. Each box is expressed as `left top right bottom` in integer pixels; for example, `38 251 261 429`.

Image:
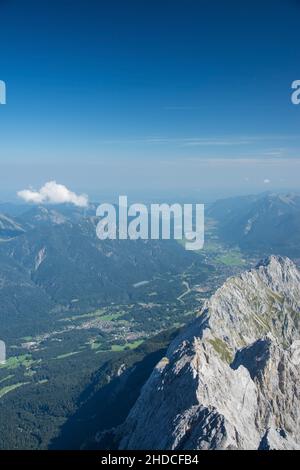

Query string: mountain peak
256 254 294 269
116 256 300 450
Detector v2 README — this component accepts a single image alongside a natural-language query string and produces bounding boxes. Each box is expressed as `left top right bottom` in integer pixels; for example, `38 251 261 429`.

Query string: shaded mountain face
115 256 300 450
208 193 300 257
49 329 180 450
0 214 25 239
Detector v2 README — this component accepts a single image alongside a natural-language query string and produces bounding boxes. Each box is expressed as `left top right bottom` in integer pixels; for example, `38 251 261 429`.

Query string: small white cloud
17 181 88 207
263 178 271 184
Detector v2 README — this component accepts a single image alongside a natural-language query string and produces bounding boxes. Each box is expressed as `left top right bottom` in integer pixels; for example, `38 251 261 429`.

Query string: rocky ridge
116 256 300 450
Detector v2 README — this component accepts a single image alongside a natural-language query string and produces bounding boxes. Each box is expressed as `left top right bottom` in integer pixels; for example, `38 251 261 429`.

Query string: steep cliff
117 256 300 450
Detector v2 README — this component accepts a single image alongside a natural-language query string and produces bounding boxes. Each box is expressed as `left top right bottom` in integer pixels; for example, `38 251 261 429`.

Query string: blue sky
0 0 299 201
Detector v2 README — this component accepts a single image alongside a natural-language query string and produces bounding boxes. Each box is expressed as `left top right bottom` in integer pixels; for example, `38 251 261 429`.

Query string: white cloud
17 181 88 207
263 178 271 184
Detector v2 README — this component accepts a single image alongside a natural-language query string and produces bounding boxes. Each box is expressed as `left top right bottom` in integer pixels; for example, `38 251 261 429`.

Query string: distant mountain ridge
0 204 207 339
113 256 300 450
208 192 300 257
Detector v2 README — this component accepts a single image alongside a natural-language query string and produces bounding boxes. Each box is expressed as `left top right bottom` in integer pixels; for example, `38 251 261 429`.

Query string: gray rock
117 256 300 450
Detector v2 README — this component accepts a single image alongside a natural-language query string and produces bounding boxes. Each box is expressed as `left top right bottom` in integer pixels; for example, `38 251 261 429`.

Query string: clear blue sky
0 0 299 200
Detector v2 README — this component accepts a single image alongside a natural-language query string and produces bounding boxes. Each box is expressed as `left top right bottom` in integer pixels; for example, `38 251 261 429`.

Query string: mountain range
0 204 205 339
208 192 300 257
106 256 300 450
1 195 300 450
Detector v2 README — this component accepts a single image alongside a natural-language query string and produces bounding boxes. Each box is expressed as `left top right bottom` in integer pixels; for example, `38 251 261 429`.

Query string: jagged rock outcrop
116 256 300 450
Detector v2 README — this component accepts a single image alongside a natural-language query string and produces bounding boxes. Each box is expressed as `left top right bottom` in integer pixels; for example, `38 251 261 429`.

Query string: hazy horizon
1 0 300 200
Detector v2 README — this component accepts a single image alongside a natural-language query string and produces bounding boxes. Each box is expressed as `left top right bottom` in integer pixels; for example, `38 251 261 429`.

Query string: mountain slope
209 193 300 257
115 256 300 450
0 205 210 339
1 217 203 308
0 213 25 239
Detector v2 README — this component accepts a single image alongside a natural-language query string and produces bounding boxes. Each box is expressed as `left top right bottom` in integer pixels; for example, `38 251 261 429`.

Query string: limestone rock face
118 256 300 450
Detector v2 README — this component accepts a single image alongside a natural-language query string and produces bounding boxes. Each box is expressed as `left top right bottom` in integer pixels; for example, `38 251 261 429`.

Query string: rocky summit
116 256 300 450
